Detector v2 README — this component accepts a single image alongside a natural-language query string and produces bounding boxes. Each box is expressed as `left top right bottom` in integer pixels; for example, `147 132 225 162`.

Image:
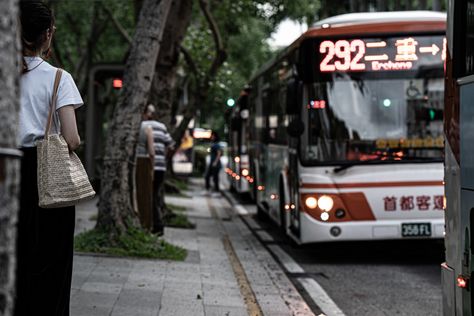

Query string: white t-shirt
18 56 84 147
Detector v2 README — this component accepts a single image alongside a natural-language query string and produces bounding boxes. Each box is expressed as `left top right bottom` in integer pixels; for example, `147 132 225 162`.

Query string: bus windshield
302 74 444 164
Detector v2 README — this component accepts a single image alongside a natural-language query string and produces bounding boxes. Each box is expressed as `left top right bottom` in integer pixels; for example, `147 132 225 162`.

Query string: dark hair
211 131 219 142
20 1 55 74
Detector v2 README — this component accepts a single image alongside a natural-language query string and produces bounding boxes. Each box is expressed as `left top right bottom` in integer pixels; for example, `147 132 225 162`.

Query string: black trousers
205 165 220 191
14 147 75 316
152 170 165 232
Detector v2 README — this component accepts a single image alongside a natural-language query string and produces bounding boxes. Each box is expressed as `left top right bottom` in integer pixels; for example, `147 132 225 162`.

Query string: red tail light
457 275 469 289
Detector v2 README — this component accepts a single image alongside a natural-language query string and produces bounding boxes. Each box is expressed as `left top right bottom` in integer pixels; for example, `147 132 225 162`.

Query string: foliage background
49 0 446 139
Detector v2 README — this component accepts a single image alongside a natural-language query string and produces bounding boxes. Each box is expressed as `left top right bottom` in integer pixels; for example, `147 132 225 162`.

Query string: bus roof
305 10 446 39
314 11 446 27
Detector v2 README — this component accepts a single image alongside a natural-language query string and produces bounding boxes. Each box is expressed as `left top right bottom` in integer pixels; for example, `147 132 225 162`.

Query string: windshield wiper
333 156 442 173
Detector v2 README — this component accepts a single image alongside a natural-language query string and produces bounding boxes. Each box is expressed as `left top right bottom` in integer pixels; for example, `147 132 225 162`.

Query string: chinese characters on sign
384 195 444 211
319 35 446 73
395 37 418 61
375 136 444 149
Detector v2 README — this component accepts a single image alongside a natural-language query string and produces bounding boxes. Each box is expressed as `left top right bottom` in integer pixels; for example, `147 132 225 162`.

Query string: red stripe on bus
301 181 443 189
300 192 376 222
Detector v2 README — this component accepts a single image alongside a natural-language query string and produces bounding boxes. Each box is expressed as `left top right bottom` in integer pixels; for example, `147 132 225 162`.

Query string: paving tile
81 282 123 295
111 288 161 316
71 305 111 316
70 291 117 311
202 284 245 307
204 305 248 316
71 179 313 316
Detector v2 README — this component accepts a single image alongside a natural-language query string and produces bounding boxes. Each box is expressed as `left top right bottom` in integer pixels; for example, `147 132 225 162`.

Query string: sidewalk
71 179 314 316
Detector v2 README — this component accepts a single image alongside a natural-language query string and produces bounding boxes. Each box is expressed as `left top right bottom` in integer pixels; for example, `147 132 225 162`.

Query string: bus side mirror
286 78 300 115
287 120 305 137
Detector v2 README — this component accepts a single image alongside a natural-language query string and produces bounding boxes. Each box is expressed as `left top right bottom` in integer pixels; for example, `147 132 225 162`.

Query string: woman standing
15 2 83 315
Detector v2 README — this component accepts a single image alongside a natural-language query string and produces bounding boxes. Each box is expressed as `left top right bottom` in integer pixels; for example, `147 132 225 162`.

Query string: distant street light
227 98 235 107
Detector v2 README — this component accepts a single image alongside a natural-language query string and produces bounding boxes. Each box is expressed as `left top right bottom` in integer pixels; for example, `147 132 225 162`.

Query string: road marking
207 197 263 316
255 230 274 242
223 192 344 316
267 245 304 273
244 216 262 230
265 238 344 316
234 204 249 215
223 236 263 316
298 278 346 316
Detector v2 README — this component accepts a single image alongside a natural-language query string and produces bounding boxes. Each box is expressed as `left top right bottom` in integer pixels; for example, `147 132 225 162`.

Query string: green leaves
74 227 187 260
51 0 135 76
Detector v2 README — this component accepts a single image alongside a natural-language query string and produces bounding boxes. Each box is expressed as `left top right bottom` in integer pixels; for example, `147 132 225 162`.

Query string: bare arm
212 149 222 166
58 105 80 151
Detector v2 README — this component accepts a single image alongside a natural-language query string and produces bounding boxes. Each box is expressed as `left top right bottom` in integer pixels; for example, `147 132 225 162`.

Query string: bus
242 11 446 244
226 88 252 195
442 0 474 314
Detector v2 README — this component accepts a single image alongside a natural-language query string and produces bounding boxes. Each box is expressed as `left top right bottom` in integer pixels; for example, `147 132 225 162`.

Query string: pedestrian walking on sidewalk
138 104 175 235
15 2 83 315
205 131 222 192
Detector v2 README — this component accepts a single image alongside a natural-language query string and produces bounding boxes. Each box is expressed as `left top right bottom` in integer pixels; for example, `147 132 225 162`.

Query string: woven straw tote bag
37 69 96 208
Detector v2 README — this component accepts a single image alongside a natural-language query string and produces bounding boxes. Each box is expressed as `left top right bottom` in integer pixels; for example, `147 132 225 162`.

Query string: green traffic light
429 109 435 120
227 98 235 107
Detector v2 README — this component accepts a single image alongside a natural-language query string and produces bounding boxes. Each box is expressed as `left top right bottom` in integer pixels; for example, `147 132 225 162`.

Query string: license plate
401 223 432 237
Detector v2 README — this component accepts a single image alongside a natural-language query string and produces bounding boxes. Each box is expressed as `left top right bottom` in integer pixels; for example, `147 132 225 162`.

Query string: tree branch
74 4 109 91
51 38 65 69
198 0 227 78
180 45 199 77
65 12 84 55
100 4 133 45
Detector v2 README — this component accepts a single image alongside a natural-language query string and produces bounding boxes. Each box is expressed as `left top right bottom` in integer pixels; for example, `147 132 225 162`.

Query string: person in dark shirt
205 131 222 192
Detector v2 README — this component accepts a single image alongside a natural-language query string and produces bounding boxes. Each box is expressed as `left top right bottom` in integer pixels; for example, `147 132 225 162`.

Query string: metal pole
86 64 124 180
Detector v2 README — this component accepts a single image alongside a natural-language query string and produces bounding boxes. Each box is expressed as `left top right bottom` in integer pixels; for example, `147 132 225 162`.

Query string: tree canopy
49 0 445 136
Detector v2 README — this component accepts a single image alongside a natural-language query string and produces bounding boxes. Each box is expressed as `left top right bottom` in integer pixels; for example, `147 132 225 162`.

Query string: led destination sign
318 35 446 73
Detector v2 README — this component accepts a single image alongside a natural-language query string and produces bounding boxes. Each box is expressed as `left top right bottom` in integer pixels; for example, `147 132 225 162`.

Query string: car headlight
305 197 318 209
318 195 334 212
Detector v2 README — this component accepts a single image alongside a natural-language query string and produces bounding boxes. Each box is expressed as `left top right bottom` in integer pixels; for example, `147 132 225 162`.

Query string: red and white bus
240 11 446 244
441 0 474 314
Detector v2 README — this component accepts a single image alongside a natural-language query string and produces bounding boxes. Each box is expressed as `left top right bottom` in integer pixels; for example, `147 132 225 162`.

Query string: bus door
286 77 304 237
257 86 270 208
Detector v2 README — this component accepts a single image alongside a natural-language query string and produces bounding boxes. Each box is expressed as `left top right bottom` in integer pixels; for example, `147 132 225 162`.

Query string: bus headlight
320 212 329 221
305 197 318 209
318 195 334 212
241 168 249 176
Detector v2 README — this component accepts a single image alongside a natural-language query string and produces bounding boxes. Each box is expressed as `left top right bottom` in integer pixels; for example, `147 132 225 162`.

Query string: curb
220 190 317 316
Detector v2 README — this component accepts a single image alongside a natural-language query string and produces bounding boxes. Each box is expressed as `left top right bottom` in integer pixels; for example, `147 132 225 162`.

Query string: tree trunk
394 0 402 10
148 0 193 127
97 0 173 237
432 0 441 10
134 0 145 22
419 0 428 9
359 0 368 12
0 0 21 315
172 0 227 146
172 94 199 149
377 0 387 11
349 0 357 12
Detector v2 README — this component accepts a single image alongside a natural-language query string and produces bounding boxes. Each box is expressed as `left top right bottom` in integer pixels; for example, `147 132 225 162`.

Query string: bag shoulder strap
44 69 63 137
